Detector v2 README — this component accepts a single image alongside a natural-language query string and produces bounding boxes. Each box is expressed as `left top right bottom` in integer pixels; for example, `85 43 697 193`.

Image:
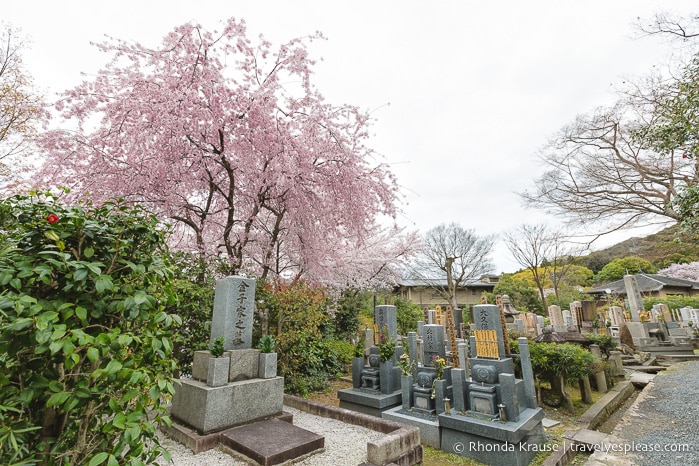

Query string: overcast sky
5 1 696 273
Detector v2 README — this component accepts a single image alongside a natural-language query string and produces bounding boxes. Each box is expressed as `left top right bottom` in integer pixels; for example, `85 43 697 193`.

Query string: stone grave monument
621 276 694 355
548 305 566 333
167 276 324 462
383 305 545 463
437 304 545 466
382 324 453 448
338 305 403 416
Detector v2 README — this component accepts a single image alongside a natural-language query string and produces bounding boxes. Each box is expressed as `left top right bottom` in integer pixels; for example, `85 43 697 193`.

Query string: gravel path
156 405 383 465
586 361 699 466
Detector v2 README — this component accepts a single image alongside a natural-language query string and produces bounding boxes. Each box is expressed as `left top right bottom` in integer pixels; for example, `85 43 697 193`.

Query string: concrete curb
576 381 634 431
542 381 636 466
284 394 423 466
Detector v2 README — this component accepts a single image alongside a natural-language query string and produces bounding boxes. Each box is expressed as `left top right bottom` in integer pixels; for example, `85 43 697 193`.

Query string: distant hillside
578 225 699 273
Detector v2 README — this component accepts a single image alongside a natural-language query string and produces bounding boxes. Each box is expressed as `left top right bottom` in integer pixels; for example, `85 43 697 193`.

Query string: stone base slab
381 406 441 448
220 418 324 466
162 412 293 454
636 344 695 355
171 376 284 434
337 388 402 417
439 409 545 466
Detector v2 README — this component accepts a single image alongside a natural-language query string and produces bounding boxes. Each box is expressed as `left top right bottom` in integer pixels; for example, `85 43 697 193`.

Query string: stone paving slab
542 418 560 428
220 418 324 466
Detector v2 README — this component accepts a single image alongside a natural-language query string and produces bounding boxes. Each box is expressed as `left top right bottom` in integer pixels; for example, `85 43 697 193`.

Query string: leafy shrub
584 333 617 356
256 280 340 395
332 288 364 341
325 339 355 367
395 296 424 335
0 191 180 465
165 252 215 376
493 274 544 314
643 296 699 311
510 339 595 411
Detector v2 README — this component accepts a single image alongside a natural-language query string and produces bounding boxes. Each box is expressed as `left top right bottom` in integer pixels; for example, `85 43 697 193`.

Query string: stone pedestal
207 356 230 387
171 377 284 434
258 352 277 379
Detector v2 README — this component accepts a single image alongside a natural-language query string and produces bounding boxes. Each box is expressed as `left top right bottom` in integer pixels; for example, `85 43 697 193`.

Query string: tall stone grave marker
658 303 672 323
374 305 398 342
472 304 506 358
581 300 597 323
562 310 573 327
623 275 643 322
422 324 446 365
570 301 582 327
211 276 255 350
608 306 626 328
549 304 567 332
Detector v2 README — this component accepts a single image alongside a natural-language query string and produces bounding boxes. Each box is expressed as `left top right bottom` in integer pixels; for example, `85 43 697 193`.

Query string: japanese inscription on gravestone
422 324 446 365
472 304 506 358
211 276 256 350
374 305 398 342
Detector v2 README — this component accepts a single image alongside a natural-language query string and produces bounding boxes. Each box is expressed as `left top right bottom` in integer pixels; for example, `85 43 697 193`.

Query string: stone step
622 365 666 373
629 372 656 388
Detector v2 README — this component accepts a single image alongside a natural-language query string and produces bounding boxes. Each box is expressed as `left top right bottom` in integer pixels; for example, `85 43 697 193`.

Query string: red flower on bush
46 213 60 224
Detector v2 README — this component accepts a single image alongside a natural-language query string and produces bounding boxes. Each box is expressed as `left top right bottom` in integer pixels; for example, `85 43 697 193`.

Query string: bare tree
520 94 698 238
504 224 576 311
412 223 495 310
634 12 699 41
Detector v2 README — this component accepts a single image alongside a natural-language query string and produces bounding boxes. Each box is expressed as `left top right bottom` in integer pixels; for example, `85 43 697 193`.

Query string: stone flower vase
379 360 394 394
352 357 364 389
207 355 230 387
258 352 277 379
434 379 446 414
401 374 413 410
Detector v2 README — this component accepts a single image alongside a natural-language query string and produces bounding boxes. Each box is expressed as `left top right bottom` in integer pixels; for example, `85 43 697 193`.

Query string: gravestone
422 324 446 364
536 315 545 329
428 309 436 324
211 276 255 350
548 305 564 328
374 305 398 342
408 332 418 377
680 307 699 324
526 313 539 336
472 304 506 358
562 310 573 327
625 322 648 347
514 318 524 333
659 304 673 324
608 306 626 327
623 275 643 322
570 301 582 327
417 320 425 339
581 300 597 323
170 275 284 437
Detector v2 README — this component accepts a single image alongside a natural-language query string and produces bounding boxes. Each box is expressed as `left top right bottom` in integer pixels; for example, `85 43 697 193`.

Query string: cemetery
2 192 699 466
4 7 699 466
